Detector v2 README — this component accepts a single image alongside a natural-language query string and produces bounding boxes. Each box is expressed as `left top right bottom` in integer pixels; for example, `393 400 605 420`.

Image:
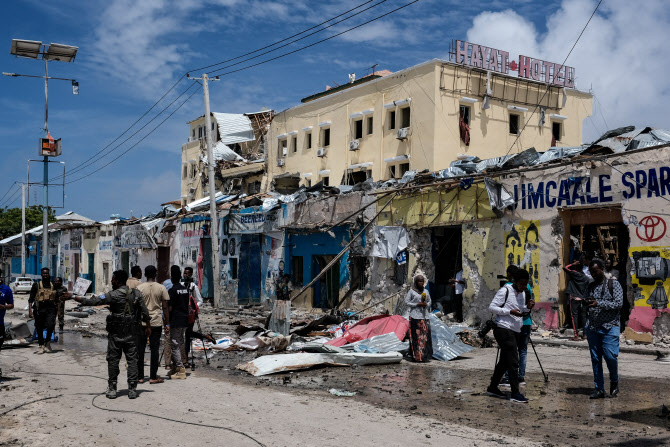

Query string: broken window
230 258 238 280
322 176 329 186
279 139 288 157
388 110 396 130
354 119 363 139
247 181 261 195
509 113 520 135
291 136 297 153
367 116 373 135
552 121 562 142
394 250 408 285
400 107 411 128
306 132 312 149
291 256 303 287
399 162 410 177
350 256 368 290
389 165 396 179
322 128 331 147
459 105 470 125
347 170 368 185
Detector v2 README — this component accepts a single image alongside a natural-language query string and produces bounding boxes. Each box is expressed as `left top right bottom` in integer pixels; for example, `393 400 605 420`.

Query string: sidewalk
530 334 670 356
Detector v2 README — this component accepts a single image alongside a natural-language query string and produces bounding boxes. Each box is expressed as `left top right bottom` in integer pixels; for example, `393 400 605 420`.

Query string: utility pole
188 73 223 308
21 183 26 276
42 57 49 271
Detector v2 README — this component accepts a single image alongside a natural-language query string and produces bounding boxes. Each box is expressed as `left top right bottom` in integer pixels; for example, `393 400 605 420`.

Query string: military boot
174 366 187 380
45 342 53 353
106 381 118 399
35 345 45 355
128 384 138 399
167 364 177 378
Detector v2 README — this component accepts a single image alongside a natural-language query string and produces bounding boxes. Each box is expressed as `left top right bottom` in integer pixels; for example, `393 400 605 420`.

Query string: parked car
10 277 34 294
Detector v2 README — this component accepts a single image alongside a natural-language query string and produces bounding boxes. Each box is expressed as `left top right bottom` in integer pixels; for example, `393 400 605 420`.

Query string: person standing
449 270 466 322
0 275 15 378
564 258 591 341
73 270 150 399
29 268 58 354
162 277 173 369
499 265 534 388
182 266 202 366
486 268 530 404
405 275 433 363
136 265 170 384
127 266 142 289
585 258 623 399
54 277 72 332
167 265 188 380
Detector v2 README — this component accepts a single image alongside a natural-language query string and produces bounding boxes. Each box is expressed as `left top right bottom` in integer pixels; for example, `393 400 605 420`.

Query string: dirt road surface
1 296 669 446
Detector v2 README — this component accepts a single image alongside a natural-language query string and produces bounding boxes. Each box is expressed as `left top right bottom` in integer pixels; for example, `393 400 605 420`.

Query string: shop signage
228 210 279 235
513 166 670 210
119 224 156 249
454 40 575 88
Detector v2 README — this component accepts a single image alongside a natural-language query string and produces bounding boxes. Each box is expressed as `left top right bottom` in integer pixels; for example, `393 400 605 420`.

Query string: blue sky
1 0 668 221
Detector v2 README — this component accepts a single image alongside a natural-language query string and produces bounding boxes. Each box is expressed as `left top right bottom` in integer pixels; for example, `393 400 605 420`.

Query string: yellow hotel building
267 58 592 190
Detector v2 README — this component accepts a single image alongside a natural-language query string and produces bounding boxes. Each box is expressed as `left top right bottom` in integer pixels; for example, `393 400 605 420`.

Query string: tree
0 206 57 240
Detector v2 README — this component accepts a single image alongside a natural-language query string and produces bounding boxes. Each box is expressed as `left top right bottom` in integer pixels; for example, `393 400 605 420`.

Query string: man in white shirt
449 270 466 322
486 268 532 404
182 267 203 365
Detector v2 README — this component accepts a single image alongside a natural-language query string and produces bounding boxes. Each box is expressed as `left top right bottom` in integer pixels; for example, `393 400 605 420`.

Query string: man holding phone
585 258 623 399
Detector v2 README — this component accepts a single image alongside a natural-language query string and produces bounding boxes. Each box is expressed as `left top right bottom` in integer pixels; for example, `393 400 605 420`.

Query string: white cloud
466 0 670 142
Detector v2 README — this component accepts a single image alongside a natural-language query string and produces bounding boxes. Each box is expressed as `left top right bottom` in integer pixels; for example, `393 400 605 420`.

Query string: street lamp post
6 39 78 273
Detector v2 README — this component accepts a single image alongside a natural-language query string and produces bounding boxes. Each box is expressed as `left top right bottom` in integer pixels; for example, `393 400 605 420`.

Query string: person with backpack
167 266 189 380
29 268 58 354
486 268 531 404
136 265 170 384
584 258 623 399
73 270 150 399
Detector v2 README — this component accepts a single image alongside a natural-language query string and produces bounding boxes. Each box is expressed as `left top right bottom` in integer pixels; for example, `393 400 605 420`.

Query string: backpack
588 278 614 299
187 285 199 325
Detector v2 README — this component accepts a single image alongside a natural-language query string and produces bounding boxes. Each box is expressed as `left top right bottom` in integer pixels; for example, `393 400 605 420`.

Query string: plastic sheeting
484 177 515 211
370 226 409 259
237 351 403 376
325 315 410 347
340 332 409 354
429 314 474 361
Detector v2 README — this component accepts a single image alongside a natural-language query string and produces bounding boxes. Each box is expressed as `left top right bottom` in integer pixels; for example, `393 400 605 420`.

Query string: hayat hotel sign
454 40 575 88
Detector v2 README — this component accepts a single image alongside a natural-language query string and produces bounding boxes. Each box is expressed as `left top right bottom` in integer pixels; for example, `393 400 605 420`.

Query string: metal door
238 234 261 304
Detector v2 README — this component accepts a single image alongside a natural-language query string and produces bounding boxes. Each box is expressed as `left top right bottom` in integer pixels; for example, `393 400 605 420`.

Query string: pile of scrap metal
2 320 35 347
237 312 474 376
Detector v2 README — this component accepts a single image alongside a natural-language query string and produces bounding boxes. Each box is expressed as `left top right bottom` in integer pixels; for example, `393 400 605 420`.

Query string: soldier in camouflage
74 269 150 399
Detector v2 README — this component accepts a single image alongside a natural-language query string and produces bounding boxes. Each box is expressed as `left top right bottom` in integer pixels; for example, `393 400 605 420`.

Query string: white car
10 277 34 294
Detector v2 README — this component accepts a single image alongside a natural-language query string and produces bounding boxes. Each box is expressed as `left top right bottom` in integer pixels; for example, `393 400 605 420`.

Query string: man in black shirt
29 268 58 354
167 265 188 380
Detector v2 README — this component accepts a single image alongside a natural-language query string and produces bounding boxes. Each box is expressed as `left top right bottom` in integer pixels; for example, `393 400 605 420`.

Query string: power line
0 182 18 206
52 0 392 182
502 0 603 159
65 85 203 184
208 0 421 78
188 0 382 74
57 1 423 184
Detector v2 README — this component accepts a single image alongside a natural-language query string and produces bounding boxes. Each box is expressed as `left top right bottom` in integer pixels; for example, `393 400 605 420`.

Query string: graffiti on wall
505 220 541 300
630 246 670 309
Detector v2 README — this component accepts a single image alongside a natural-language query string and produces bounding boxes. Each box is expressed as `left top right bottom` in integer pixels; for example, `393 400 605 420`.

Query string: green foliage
0 206 56 240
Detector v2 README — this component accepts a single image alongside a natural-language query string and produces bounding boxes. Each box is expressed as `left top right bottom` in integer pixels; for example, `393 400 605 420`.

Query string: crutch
528 336 549 382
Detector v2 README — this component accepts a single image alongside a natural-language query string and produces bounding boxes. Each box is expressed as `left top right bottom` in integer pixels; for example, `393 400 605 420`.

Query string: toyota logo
636 215 667 243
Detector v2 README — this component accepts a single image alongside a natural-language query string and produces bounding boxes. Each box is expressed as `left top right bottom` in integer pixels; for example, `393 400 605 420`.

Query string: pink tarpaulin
325 315 409 347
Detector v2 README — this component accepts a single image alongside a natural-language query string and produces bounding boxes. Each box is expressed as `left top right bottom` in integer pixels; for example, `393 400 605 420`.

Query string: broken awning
370 226 408 259
325 315 409 347
212 112 256 145
237 351 403 376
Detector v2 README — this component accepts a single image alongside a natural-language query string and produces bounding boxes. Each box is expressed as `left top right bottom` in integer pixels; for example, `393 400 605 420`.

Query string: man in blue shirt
0 273 15 378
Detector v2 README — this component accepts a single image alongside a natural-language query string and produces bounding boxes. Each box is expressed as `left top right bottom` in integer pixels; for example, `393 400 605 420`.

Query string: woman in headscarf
405 275 433 362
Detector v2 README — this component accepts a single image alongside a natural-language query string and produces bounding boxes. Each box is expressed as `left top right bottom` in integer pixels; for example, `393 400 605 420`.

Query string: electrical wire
48 0 422 185
201 0 391 75
501 0 603 160
0 181 18 205
65 85 203 184
208 0 421 78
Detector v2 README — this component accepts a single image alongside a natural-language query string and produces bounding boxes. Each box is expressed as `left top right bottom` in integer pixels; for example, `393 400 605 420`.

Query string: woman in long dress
405 275 433 362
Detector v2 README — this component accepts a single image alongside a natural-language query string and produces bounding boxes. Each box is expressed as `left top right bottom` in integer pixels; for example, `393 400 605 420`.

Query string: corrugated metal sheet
538 145 587 163
429 314 474 361
212 112 255 145
202 141 246 164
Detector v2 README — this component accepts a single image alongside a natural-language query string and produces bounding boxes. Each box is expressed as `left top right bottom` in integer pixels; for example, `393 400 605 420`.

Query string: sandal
138 379 145 384
150 378 164 384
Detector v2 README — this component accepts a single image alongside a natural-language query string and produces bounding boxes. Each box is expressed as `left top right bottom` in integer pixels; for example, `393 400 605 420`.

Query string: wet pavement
51 329 668 447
